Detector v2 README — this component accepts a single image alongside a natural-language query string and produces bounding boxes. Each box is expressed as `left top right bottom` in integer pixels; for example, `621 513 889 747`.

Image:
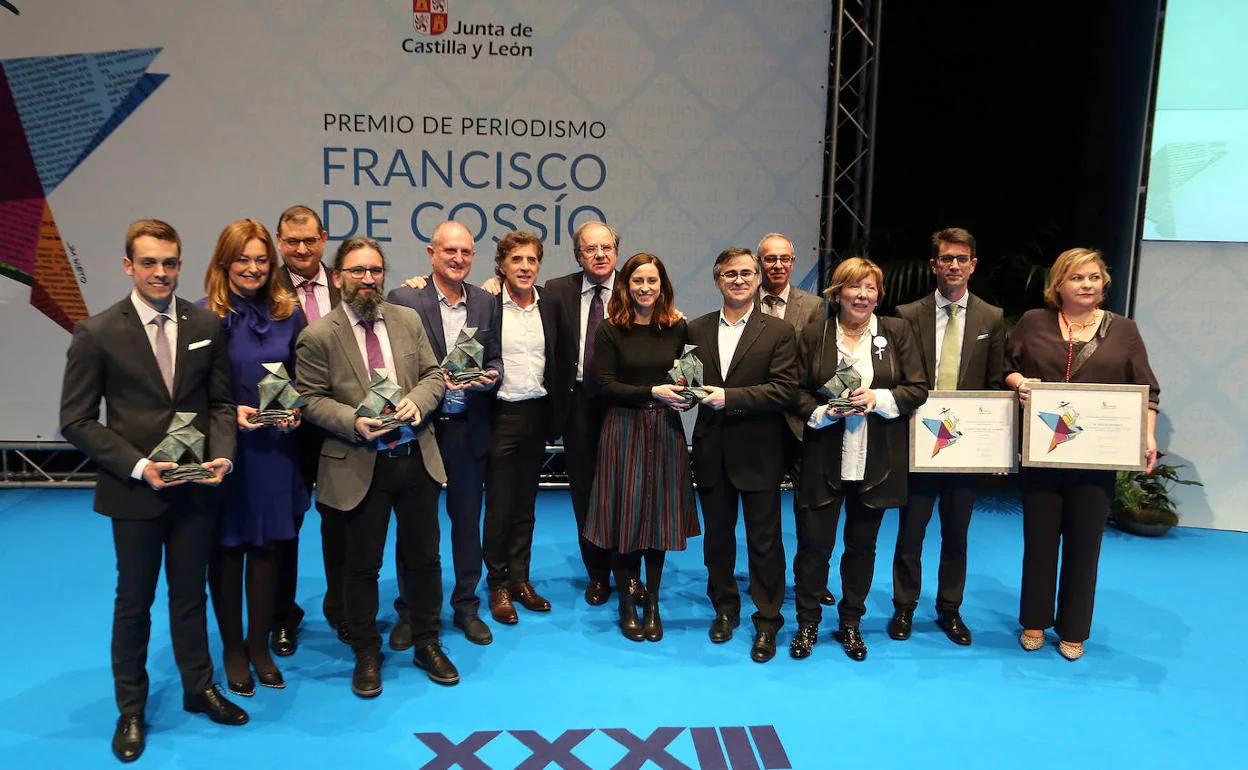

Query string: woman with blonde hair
1006 248 1159 660
200 219 308 694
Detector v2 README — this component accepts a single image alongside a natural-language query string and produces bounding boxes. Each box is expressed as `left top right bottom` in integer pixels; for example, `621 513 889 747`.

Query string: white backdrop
0 0 831 441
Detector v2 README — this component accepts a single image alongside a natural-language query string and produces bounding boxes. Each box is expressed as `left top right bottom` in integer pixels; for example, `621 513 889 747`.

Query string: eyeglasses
719 269 758 282
339 266 386 278
580 244 615 256
281 237 322 250
936 254 973 265
761 255 794 266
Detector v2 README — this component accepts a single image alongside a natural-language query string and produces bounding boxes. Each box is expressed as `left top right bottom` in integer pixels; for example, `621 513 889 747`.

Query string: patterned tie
762 293 783 318
582 285 605 390
301 281 321 323
937 304 961 390
152 315 174 395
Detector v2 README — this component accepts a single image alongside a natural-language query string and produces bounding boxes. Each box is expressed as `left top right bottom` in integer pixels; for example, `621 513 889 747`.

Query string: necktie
762 294 783 318
152 315 174 395
937 304 961 390
362 319 385 372
301 281 321 323
582 285 605 388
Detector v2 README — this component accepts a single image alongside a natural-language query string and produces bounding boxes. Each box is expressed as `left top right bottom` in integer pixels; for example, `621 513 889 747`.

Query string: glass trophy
818 358 866 413
667 344 711 400
150 412 216 481
440 326 487 384
355 369 408 431
252 362 306 425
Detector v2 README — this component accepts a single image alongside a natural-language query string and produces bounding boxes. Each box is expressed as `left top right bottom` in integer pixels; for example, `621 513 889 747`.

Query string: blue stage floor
1 487 1245 769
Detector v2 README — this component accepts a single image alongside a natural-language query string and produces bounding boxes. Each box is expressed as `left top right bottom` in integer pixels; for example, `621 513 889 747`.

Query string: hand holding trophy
149 412 216 481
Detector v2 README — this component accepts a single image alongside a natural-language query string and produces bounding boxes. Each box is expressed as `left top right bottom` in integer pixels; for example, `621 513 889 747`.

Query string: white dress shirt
288 263 332 320
498 285 547 402
717 307 752 379
129 291 179 480
342 301 397 377
576 272 615 382
759 284 792 318
933 290 969 375
806 315 900 481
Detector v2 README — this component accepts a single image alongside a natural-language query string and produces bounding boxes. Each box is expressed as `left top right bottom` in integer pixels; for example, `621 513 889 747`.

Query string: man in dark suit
387 220 502 647
296 236 456 696
541 220 624 606
889 227 1005 646
481 230 568 625
60 219 248 763
689 247 798 663
268 204 345 655
754 232 834 606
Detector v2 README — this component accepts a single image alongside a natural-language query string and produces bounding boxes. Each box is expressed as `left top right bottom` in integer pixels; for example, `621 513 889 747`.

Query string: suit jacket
387 279 502 457
758 284 827 440
795 315 927 510
688 310 798 491
59 296 236 519
543 269 619 437
494 288 570 442
897 292 1005 390
273 262 341 309
295 301 447 511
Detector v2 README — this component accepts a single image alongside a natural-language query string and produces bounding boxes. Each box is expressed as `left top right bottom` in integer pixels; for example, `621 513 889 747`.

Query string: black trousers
563 384 614 585
396 415 486 620
483 398 546 587
793 483 885 627
892 472 976 613
344 450 442 653
699 475 785 634
1019 467 1113 643
110 490 218 715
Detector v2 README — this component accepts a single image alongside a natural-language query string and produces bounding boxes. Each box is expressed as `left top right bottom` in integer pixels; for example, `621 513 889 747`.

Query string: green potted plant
1111 458 1203 537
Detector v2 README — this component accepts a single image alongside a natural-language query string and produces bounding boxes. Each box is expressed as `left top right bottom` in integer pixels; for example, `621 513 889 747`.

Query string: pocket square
187 339 211 351
976 332 990 340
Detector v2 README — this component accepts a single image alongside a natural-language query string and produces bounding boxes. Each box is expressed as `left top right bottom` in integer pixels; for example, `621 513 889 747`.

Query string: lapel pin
873 336 887 360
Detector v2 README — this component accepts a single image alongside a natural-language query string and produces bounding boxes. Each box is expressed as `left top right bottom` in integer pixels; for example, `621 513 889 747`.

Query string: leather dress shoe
584 579 610 606
112 713 145 763
888 608 914 641
937 611 973 646
489 585 518 624
709 613 740 643
789 623 819 659
454 614 493 645
509 581 552 612
352 653 383 698
751 631 777 663
414 643 460 685
183 684 249 725
819 589 836 606
834 623 868 661
270 625 297 657
389 619 414 651
226 674 255 698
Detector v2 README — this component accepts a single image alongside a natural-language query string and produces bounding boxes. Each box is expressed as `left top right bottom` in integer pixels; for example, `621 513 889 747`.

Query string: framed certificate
1021 382 1150 471
909 391 1018 473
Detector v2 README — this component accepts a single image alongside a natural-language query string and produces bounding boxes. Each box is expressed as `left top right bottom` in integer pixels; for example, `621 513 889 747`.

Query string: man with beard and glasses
295 236 457 697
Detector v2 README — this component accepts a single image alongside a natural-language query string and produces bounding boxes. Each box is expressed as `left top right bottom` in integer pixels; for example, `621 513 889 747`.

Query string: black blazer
688 310 798 491
543 269 619 434
494 287 569 441
387 279 503 457
897 292 1005 390
795 315 927 510
59 296 236 519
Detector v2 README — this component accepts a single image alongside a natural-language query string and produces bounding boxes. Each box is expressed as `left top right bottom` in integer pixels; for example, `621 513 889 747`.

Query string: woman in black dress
1006 247 1159 660
583 253 699 642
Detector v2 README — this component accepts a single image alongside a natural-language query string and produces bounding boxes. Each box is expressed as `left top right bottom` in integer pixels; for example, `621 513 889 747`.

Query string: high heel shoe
1058 640 1085 660
641 596 663 642
1019 630 1045 651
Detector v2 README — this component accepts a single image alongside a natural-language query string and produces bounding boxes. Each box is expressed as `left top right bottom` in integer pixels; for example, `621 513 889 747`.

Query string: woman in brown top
1005 248 1160 660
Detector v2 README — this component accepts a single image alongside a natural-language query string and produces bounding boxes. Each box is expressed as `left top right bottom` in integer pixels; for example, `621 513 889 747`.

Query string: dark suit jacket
295 301 447 511
495 287 570 442
273 262 341 309
897 292 1005 390
542 269 618 437
59 296 236 519
757 285 826 333
688 310 798 491
795 315 927 510
387 279 502 457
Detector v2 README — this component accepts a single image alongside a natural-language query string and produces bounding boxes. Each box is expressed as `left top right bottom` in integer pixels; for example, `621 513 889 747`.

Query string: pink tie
302 282 321 322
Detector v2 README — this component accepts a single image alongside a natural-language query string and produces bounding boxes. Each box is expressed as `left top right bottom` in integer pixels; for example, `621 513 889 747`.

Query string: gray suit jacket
896 292 1005 391
295 301 446 511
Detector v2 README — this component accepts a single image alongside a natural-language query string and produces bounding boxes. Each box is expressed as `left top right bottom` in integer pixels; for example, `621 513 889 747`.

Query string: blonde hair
1044 247 1110 308
824 257 884 304
203 219 297 321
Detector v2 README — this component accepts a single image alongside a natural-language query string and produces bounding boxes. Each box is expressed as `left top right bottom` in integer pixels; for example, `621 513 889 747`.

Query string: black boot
618 585 645 642
641 595 663 642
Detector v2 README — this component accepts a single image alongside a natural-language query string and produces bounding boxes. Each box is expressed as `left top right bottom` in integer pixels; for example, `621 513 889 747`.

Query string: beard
345 284 383 322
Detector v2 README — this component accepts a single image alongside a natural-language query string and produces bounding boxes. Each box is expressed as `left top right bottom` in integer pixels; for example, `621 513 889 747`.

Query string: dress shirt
288 263 332 320
437 284 470 414
933 290 969 377
342 302 418 449
129 291 179 480
805 315 900 481
576 272 615 382
717 307 752 379
497 285 547 402
759 284 792 318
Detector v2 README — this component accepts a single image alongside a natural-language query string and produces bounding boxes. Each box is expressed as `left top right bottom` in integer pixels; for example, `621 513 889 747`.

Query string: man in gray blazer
295 236 456 698
890 227 1005 646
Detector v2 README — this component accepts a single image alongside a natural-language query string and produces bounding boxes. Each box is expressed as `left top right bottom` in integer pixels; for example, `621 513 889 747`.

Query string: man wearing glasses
688 248 798 663
269 205 346 656
388 221 503 648
889 227 1005 646
296 236 456 696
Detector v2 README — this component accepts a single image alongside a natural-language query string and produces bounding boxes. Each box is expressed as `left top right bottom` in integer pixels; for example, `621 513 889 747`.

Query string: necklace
838 316 870 336
1059 309 1100 382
